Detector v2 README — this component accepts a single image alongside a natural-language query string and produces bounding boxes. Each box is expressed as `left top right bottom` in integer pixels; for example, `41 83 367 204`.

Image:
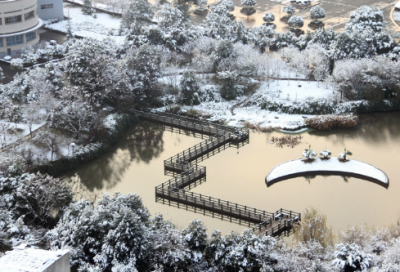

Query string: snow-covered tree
310 5 325 22
0 67 4 82
288 15 304 29
120 0 154 32
211 0 235 15
0 172 73 227
47 193 150 271
345 5 386 33
303 145 317 160
251 24 274 52
319 150 331 159
82 0 95 15
213 39 236 68
24 102 40 137
309 27 336 50
263 12 275 24
33 130 61 161
339 148 352 161
329 31 372 60
333 243 372 271
51 100 95 140
125 44 161 105
218 71 237 100
305 43 330 84
182 219 208 264
241 0 256 7
180 70 200 105
283 5 296 16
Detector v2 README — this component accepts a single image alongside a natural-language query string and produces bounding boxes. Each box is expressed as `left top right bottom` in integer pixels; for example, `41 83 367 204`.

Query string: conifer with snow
345 5 386 33
180 70 200 105
120 0 154 32
218 71 237 100
333 243 372 271
82 0 95 15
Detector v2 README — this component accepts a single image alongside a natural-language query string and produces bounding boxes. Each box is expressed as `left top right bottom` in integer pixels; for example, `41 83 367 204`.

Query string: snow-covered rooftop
266 157 389 187
0 245 69 272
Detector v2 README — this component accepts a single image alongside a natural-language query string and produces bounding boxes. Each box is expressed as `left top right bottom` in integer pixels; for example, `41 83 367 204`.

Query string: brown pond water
63 112 400 241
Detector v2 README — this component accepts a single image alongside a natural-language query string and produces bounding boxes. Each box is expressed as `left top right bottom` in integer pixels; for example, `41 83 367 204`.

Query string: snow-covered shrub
333 243 372 271
180 70 200 105
319 150 331 159
10 58 24 71
305 115 358 130
0 209 32 247
302 145 317 160
341 225 369 249
339 148 352 161
182 219 208 263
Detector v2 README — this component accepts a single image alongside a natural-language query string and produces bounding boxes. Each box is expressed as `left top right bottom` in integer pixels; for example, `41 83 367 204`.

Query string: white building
0 245 70 272
0 0 63 58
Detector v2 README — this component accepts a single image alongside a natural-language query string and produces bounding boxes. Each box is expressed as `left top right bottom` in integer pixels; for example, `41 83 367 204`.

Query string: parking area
190 0 399 33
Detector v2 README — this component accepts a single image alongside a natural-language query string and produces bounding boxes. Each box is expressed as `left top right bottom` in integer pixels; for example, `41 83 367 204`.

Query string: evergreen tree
120 0 154 32
218 71 237 100
310 5 325 22
345 5 386 33
283 5 296 16
0 67 4 82
263 12 275 24
333 243 372 272
288 15 304 30
82 0 95 15
125 44 161 105
180 70 200 105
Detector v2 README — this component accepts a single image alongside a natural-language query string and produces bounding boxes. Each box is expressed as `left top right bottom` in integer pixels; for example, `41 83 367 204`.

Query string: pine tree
263 12 275 25
310 5 325 22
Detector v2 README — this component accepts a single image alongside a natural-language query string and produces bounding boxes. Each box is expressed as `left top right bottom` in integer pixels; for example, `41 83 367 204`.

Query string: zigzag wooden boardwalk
135 110 301 237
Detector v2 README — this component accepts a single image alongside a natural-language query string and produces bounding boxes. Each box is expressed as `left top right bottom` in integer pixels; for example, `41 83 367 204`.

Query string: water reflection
65 121 165 193
65 112 400 238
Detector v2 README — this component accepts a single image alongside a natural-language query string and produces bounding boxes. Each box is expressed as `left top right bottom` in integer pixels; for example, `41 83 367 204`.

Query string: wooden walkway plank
135 110 300 237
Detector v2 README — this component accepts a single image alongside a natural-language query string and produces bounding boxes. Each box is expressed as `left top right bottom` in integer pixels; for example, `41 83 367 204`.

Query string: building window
0 18 2 25
6 34 24 46
26 31 36 42
5 15 22 24
41 4 53 9
24 11 35 20
0 38 3 47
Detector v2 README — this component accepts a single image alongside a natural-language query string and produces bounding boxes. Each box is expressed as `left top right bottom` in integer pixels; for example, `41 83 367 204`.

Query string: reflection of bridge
135 110 301 237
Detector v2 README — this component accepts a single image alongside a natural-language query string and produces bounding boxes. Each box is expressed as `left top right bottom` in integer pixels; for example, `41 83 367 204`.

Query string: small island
266 157 389 188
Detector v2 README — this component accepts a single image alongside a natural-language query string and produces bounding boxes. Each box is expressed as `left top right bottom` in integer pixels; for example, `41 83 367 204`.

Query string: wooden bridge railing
155 187 275 223
135 110 300 237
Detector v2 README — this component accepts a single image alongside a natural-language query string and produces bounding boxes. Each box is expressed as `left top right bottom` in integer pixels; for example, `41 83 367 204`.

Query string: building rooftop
0 245 69 272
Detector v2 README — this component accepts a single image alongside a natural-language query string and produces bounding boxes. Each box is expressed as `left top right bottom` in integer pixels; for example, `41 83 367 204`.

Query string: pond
63 112 400 241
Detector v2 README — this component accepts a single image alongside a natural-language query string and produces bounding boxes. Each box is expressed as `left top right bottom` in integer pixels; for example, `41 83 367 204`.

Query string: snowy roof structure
0 245 70 272
266 157 389 188
396 1 400 10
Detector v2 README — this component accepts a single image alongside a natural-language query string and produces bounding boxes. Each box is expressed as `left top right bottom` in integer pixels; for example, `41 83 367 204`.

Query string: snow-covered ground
266 157 389 185
0 120 45 150
160 78 339 130
45 4 125 44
